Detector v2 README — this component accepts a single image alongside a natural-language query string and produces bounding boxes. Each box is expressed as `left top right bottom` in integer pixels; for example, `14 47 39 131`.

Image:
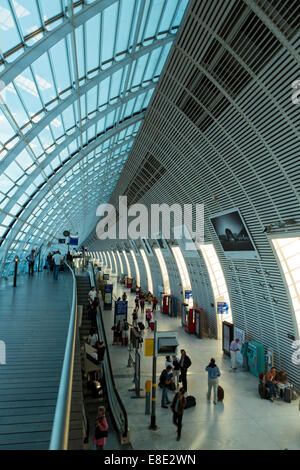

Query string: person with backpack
205 358 221 405
160 365 173 408
121 318 130 346
171 387 186 441
179 349 192 393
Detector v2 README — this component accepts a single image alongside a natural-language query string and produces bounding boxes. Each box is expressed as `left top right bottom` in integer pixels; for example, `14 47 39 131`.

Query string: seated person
264 370 277 402
277 370 289 385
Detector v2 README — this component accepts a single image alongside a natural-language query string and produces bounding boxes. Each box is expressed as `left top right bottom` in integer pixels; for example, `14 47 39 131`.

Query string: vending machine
184 308 196 334
247 341 265 377
194 308 205 338
125 276 133 288
161 295 177 317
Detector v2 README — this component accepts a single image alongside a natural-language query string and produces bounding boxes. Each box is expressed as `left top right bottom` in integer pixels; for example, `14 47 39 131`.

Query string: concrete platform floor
101 271 300 451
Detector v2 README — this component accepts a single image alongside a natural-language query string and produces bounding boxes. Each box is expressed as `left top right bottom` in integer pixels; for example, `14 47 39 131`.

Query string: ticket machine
184 307 196 334
247 341 265 377
125 276 133 288
161 295 177 317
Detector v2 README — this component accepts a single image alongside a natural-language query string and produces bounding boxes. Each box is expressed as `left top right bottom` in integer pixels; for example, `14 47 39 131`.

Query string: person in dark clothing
26 249 36 276
160 365 173 408
95 341 106 381
179 349 192 393
171 387 186 441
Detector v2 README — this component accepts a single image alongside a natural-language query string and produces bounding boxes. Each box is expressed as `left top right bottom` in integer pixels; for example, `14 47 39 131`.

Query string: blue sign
69 236 79 246
217 302 228 314
114 300 128 323
185 290 193 300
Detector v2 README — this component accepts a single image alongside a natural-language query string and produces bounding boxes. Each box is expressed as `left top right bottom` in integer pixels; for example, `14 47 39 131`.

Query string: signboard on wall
217 302 229 314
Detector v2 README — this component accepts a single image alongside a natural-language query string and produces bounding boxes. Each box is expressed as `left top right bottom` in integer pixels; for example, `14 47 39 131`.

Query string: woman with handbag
94 406 109 450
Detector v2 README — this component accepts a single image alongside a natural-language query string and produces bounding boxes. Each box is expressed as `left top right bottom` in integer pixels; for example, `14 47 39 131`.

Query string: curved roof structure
0 0 189 275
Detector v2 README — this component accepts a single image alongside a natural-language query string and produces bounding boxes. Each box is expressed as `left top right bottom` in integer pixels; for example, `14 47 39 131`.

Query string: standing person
152 297 158 312
121 318 130 346
165 356 173 369
179 349 192 393
171 387 186 441
66 251 73 269
122 292 127 301
205 358 221 405
145 309 152 328
140 297 145 315
87 327 98 347
230 338 240 371
46 252 52 274
26 249 36 276
94 406 108 450
160 365 172 408
95 341 106 380
88 286 98 305
135 296 139 312
52 251 63 280
172 356 181 389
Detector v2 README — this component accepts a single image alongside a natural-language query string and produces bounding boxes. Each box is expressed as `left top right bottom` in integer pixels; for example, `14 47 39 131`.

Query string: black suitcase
283 387 292 403
185 395 196 409
138 322 145 330
217 385 224 402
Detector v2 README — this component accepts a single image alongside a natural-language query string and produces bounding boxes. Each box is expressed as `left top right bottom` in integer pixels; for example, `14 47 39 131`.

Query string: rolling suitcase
185 395 196 409
217 385 224 402
149 321 155 331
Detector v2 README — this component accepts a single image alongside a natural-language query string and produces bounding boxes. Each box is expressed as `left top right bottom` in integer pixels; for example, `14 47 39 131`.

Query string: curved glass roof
0 0 189 275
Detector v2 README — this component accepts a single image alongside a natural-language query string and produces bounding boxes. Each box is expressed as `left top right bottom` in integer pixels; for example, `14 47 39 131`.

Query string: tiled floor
101 270 300 451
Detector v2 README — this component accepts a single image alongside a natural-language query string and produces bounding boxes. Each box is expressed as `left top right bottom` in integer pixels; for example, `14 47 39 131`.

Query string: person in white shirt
88 287 98 305
53 251 63 280
230 338 240 371
87 328 98 347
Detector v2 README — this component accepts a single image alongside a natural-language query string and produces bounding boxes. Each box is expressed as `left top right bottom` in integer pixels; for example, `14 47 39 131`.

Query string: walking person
26 249 36 276
160 365 173 408
94 406 108 450
145 309 152 328
171 387 186 441
205 358 221 405
152 297 158 312
135 296 139 312
179 349 192 393
45 252 52 274
140 297 145 315
230 338 240 371
52 251 63 280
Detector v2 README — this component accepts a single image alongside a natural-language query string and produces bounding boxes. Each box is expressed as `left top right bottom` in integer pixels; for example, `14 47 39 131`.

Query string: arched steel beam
0 83 154 224
0 35 174 175
0 0 119 86
0 113 143 273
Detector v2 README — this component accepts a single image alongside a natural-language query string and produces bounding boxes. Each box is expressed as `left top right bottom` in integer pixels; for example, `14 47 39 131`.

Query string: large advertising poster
210 209 260 260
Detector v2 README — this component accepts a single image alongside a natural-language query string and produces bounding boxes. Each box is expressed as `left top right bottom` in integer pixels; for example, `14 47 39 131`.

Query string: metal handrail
88 262 129 441
49 262 78 450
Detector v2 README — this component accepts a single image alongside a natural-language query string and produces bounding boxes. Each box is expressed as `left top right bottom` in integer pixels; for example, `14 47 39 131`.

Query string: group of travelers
26 249 74 280
259 367 293 402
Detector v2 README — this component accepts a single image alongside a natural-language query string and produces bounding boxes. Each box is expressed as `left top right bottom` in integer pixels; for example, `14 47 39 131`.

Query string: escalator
76 272 131 450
